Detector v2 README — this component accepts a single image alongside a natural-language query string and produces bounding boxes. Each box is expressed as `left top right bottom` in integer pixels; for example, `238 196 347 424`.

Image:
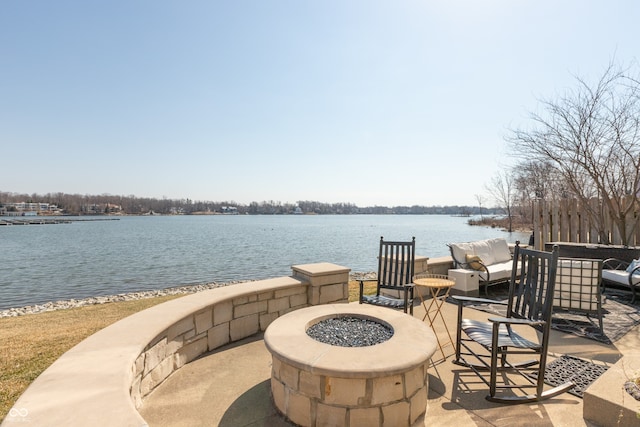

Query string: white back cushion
449 238 511 266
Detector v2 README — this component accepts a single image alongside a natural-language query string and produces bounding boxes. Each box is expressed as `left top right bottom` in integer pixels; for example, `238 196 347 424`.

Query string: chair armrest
450 295 508 306
488 316 545 327
358 280 365 303
403 283 414 300
603 258 629 270
629 266 640 285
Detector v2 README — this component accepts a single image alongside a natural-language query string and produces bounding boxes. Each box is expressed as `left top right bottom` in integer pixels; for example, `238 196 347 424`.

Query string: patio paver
140 299 635 426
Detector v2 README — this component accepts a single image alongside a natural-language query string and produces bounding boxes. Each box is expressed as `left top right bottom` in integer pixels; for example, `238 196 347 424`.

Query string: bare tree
507 61 640 245
486 170 516 232
474 194 487 220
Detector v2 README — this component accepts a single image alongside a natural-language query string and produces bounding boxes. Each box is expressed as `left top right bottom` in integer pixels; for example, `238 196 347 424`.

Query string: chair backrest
377 236 415 290
555 258 602 312
507 242 559 333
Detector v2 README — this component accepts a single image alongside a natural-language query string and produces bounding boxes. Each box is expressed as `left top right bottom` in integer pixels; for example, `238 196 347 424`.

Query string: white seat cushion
602 269 640 285
485 261 514 281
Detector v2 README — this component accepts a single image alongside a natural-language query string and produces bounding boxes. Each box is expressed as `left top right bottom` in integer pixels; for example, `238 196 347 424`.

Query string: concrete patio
139 297 640 427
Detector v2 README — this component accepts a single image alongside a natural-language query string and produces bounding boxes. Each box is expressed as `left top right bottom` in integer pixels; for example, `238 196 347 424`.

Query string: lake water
0 215 529 309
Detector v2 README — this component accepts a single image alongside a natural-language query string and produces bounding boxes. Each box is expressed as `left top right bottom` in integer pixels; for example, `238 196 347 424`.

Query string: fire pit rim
264 303 437 378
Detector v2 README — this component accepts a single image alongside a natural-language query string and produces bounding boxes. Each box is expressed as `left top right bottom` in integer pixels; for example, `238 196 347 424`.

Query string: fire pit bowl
264 304 437 426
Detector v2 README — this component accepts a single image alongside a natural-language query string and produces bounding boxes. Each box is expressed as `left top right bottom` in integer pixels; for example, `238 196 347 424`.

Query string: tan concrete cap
264 304 437 378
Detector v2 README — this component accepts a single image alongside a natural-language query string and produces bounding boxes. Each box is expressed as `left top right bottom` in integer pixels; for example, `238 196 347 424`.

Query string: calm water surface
0 215 528 309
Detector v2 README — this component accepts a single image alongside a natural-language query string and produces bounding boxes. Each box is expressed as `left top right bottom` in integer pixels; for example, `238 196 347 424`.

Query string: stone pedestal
264 304 437 427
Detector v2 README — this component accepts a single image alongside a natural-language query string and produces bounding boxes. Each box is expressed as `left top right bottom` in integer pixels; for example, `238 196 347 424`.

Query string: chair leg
489 324 500 397
486 381 575 404
454 302 463 363
403 288 409 314
597 306 604 333
409 287 414 315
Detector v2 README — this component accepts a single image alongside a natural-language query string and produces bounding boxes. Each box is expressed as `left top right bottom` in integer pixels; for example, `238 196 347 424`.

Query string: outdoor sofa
447 237 514 295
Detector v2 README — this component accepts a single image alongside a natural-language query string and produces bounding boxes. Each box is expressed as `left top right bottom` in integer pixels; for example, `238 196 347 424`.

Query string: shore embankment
0 272 377 318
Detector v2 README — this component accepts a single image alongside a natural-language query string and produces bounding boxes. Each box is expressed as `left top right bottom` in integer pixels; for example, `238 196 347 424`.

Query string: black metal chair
601 258 640 303
451 242 574 403
359 236 415 314
554 258 604 333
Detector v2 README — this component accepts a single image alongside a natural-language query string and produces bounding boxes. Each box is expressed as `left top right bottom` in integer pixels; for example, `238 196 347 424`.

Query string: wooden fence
532 198 640 250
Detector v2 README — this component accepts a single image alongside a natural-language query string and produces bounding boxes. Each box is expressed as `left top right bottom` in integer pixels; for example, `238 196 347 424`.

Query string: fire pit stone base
264 304 437 427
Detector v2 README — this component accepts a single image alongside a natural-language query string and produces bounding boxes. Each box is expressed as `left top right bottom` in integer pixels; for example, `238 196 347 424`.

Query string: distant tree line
0 191 504 216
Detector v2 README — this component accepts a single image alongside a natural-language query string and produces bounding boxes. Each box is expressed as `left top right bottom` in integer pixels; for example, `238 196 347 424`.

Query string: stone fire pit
264 304 437 426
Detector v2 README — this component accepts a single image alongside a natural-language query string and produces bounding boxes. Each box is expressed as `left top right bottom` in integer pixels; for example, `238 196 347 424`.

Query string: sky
1 1 639 207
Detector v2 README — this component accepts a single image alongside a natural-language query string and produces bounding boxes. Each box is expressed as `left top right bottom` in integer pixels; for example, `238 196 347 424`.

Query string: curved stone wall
1 263 349 427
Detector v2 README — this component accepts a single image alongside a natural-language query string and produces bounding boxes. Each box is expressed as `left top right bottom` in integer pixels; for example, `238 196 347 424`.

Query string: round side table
413 273 456 361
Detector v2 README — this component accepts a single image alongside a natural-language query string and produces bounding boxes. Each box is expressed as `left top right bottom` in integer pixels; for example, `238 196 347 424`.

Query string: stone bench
583 354 640 427
2 263 350 427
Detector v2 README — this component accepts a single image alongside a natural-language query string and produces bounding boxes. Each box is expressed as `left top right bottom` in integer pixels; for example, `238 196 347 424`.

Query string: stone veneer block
409 386 428 425
271 355 282 380
349 407 380 427
279 360 300 389
299 370 322 399
139 370 155 398
143 338 167 376
315 402 347 427
319 283 348 304
230 313 259 341
275 286 306 298
167 316 195 341
258 291 274 301
166 336 184 357
134 353 145 378
268 296 290 313
207 323 230 350
185 331 207 345
308 287 321 306
233 296 249 305
271 377 286 416
213 300 233 325
371 374 405 405
130 375 142 408
382 401 410 427
150 356 174 385
176 336 208 365
287 389 311 427
234 300 267 318
194 309 213 334
404 365 425 398
259 312 279 330
289 293 308 308
324 376 366 406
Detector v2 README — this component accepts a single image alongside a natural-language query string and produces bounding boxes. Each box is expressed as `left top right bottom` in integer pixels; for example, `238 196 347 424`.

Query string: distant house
221 206 238 215
3 202 62 215
169 207 185 215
